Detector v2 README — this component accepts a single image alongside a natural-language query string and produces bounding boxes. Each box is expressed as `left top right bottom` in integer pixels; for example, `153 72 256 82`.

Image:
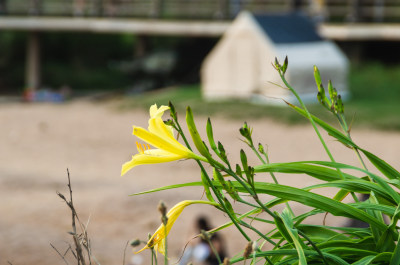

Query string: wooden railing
1 0 400 23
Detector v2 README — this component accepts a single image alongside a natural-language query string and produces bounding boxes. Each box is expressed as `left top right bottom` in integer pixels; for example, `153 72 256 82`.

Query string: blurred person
179 216 226 265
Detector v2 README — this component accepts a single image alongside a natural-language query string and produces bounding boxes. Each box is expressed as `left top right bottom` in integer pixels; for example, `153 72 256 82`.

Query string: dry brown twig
54 169 99 265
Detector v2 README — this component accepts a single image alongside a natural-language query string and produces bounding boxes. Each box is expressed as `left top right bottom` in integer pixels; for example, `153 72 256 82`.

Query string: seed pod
243 241 253 259
158 201 167 217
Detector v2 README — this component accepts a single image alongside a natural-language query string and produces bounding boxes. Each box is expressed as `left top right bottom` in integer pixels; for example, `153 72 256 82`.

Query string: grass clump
124 59 400 264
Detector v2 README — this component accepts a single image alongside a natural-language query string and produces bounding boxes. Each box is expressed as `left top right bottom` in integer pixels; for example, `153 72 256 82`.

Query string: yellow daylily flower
121 104 206 176
136 200 217 256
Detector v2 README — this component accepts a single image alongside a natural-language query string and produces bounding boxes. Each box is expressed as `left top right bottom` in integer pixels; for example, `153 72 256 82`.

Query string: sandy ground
1 99 400 265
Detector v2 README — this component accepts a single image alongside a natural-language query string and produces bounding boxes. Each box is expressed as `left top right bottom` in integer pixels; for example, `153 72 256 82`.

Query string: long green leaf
349 202 395 216
279 209 307 265
361 148 400 180
297 225 349 242
216 181 387 231
301 161 400 204
230 249 350 265
390 232 400 265
254 162 358 182
129 181 203 196
352 255 376 265
322 247 377 256
286 102 356 148
317 237 375 251
306 180 397 205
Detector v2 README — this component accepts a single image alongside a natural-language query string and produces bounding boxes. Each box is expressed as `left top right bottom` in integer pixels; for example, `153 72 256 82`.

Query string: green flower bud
240 149 248 170
281 56 288 74
314 66 322 87
328 80 337 102
164 119 174 127
258 143 264 154
130 239 141 247
274 57 281 70
168 101 177 121
186 107 210 158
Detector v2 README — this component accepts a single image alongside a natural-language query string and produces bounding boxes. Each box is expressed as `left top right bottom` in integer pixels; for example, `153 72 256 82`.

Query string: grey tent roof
253 13 322 44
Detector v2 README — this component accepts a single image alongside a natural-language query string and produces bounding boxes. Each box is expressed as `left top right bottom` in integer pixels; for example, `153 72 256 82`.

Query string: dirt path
1 100 399 265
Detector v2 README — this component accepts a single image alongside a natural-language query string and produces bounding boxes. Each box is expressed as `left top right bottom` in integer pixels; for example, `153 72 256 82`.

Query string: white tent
201 11 349 104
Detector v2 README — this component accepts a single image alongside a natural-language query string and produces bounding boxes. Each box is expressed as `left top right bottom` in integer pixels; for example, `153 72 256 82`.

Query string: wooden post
373 0 384 22
216 0 229 19
29 0 42 15
25 32 41 93
348 0 362 22
94 0 103 17
150 0 164 18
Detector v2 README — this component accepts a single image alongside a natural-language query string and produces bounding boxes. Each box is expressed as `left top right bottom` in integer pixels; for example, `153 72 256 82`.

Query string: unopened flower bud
235 164 243 178
168 101 177 121
274 57 281 70
328 80 337 101
130 239 141 247
281 56 288 74
240 149 248 170
258 143 264 154
218 141 227 159
158 201 168 224
158 201 167 216
164 119 174 127
314 66 322 87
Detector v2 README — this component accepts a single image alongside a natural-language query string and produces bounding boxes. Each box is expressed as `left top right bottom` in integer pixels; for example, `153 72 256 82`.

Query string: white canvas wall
201 12 349 103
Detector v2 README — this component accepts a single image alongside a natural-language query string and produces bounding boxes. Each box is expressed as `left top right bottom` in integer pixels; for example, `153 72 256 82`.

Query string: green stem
338 114 369 175
279 72 360 203
251 145 266 164
164 225 168 265
223 166 278 220
298 230 328 265
280 73 336 171
151 248 157 265
173 120 252 242
257 146 295 217
204 235 222 265
198 163 252 241
239 219 277 247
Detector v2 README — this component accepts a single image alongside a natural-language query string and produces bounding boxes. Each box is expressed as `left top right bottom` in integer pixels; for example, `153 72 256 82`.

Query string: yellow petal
165 200 193 232
144 149 178 157
135 200 218 256
148 117 176 141
133 127 194 157
150 104 170 119
155 238 166 256
121 151 182 176
143 201 193 249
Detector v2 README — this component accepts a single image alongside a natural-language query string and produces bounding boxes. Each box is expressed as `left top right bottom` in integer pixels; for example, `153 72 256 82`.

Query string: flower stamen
136 142 151 154
136 142 144 154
